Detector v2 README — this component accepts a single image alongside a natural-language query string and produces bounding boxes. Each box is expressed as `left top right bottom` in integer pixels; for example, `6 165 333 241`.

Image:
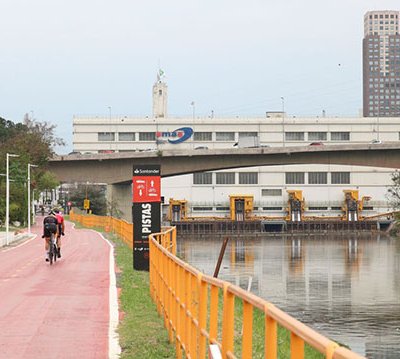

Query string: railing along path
69 211 133 248
70 213 365 359
150 227 365 359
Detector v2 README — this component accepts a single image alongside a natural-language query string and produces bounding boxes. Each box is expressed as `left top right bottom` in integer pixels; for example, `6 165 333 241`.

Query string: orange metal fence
150 227 365 359
69 211 133 248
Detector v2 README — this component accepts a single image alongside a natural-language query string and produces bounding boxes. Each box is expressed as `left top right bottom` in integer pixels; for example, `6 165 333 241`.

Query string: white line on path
89 230 121 359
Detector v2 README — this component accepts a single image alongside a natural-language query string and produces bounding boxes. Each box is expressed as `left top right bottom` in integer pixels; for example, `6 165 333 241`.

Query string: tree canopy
387 171 400 211
68 184 107 216
0 115 64 224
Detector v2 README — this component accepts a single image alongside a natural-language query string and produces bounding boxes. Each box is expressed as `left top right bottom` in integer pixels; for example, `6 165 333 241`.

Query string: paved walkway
0 218 120 359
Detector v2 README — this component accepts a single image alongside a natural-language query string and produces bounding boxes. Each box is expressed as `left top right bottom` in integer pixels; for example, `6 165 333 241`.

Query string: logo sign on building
132 164 161 271
156 127 193 144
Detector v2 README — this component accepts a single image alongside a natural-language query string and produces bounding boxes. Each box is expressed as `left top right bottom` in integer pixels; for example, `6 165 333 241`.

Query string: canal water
177 234 400 358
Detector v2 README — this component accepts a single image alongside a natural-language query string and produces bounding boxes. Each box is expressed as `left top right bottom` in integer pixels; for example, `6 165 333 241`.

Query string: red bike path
0 218 120 359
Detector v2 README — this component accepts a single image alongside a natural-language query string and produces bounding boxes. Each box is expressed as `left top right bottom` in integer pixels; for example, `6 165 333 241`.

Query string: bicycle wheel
49 246 53 265
53 243 57 263
49 235 54 265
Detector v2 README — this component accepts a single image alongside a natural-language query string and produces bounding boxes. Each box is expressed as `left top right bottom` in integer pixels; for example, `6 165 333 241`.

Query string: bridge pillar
107 183 132 222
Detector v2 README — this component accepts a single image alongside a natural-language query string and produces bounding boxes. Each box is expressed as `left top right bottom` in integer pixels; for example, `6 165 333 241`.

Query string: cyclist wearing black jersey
42 211 58 262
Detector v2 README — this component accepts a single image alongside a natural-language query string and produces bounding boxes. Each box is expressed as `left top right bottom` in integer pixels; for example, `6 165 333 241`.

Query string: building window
193 172 212 185
118 132 135 141
308 172 328 184
194 132 212 141
216 172 235 184
98 132 115 141
216 132 235 141
308 132 327 141
139 132 156 141
263 207 282 211
193 207 213 211
239 172 258 184
239 132 257 138
331 172 350 184
331 132 350 141
261 189 282 196
285 132 305 141
286 172 305 184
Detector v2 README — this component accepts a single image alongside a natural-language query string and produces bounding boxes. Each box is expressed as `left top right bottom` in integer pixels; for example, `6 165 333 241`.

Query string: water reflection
178 234 400 358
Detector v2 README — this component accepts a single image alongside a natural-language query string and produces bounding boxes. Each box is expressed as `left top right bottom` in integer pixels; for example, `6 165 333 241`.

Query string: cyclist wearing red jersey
54 209 65 258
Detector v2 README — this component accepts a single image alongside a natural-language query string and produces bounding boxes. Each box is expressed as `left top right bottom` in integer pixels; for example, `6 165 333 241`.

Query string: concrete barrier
0 231 33 247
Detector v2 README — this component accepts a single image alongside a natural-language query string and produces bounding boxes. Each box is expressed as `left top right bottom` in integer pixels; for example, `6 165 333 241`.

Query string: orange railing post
197 273 208 358
242 300 253 359
291 332 304 359
265 303 277 359
221 283 235 357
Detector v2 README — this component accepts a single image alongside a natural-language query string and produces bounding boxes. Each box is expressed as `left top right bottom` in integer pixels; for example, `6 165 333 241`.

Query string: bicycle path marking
0 218 120 359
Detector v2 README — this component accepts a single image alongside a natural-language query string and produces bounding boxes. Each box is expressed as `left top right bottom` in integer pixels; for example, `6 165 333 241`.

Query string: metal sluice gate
173 219 381 235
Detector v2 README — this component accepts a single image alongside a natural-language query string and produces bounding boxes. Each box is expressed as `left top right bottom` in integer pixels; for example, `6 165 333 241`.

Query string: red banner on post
132 176 161 203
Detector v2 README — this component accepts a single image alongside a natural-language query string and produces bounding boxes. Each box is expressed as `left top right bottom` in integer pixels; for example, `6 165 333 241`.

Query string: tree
387 170 400 211
23 113 66 149
69 184 107 216
0 115 64 225
107 198 123 219
36 171 60 193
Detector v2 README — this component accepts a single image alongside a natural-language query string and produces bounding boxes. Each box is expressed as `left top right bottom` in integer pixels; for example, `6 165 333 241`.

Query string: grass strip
110 232 176 359
69 220 175 359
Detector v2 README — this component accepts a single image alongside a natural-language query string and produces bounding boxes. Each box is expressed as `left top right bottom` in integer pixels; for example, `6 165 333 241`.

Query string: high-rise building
363 10 400 117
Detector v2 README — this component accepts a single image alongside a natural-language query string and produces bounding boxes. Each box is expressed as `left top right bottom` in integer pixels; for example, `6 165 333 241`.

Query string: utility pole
28 163 38 234
191 101 195 119
281 97 285 147
6 153 19 245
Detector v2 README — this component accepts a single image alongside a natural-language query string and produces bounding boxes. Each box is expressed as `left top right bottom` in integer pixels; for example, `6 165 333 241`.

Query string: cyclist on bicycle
54 209 65 258
42 211 58 262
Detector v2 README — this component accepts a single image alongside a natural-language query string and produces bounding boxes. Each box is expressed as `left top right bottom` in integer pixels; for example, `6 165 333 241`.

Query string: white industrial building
72 75 399 219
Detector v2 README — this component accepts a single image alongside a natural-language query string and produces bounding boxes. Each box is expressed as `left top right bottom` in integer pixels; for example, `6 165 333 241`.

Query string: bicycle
48 232 58 265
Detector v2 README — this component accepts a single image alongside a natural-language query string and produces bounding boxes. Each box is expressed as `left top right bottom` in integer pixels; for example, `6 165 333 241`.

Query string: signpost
132 164 161 271
83 199 90 210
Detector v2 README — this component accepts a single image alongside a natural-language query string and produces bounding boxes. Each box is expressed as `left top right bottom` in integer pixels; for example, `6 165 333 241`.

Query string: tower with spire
152 69 168 118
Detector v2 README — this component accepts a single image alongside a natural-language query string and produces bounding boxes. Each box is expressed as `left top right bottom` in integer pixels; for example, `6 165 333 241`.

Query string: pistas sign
132 165 161 271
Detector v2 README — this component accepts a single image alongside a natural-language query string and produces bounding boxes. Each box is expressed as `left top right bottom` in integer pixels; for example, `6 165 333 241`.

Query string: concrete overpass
49 143 400 184
49 143 400 220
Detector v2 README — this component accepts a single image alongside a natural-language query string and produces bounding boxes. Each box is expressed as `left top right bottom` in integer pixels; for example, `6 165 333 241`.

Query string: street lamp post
32 189 36 224
108 106 112 150
6 153 19 245
281 97 285 147
191 101 195 119
28 163 38 234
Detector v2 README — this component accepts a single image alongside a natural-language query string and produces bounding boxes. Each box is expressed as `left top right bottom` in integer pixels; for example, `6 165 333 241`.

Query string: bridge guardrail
150 226 365 359
69 210 133 248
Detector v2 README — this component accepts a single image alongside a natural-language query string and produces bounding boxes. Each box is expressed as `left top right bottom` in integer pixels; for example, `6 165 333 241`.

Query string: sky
1 0 399 154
